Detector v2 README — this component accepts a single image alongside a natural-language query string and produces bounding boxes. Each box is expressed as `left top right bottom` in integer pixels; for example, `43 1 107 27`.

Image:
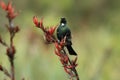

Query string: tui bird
57 18 77 55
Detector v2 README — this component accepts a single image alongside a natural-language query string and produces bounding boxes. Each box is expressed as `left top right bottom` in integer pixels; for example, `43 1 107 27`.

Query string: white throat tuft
61 23 65 26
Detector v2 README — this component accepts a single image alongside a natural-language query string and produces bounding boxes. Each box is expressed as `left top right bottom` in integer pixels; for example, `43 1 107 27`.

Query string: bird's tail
66 45 77 55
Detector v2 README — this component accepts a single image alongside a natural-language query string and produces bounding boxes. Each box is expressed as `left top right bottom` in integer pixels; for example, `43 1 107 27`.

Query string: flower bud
0 1 7 10
48 26 56 35
0 65 3 71
33 16 39 27
14 26 20 33
6 46 16 59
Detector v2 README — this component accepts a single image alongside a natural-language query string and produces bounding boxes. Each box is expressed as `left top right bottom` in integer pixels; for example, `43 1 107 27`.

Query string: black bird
57 18 77 55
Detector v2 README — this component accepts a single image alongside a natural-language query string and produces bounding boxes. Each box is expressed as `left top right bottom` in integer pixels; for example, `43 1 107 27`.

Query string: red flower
0 1 7 10
7 1 12 11
33 16 44 29
47 26 56 35
63 57 78 69
60 54 69 64
0 1 18 19
39 17 43 28
55 49 61 56
60 36 66 46
55 42 62 51
64 67 71 75
33 16 39 27
64 66 75 77
63 55 69 64
65 64 77 69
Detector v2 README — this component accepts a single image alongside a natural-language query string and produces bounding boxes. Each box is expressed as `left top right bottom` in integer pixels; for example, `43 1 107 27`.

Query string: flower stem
9 16 15 80
10 58 15 80
63 49 79 80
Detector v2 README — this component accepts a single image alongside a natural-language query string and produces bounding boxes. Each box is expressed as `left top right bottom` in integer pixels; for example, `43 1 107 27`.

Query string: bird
57 18 77 55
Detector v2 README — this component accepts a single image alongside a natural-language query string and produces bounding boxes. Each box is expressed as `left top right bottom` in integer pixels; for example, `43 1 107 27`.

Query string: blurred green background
0 0 120 80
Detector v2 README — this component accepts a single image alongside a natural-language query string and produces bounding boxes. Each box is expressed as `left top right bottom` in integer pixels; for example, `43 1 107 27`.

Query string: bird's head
60 18 67 26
